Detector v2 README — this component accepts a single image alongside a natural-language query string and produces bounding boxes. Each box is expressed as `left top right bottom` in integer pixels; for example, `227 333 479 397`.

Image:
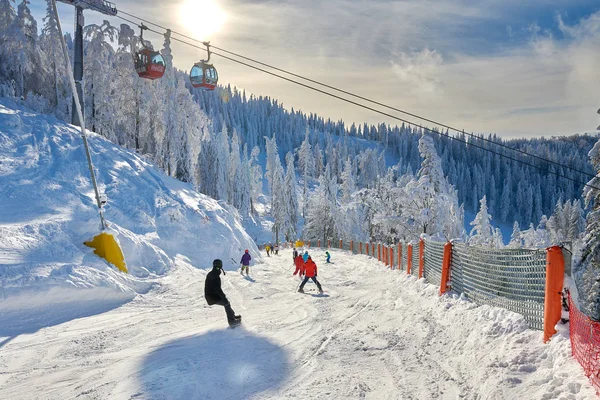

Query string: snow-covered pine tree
83 21 118 138
303 165 337 243
237 144 252 216
297 129 314 217
283 152 299 241
340 157 356 204
228 129 242 207
270 155 287 243
40 0 69 120
508 221 522 248
215 126 229 201
248 146 262 214
581 139 600 320
1 0 42 97
265 136 280 206
469 195 494 246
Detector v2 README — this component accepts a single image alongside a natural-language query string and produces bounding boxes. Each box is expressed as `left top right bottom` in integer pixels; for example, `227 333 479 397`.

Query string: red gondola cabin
135 49 166 80
190 61 218 90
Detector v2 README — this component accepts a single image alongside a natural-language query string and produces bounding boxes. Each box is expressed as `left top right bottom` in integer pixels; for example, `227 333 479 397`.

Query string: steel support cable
62 0 600 191
112 5 599 182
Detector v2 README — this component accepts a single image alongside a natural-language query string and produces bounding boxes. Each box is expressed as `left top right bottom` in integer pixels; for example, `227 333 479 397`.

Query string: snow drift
0 98 258 304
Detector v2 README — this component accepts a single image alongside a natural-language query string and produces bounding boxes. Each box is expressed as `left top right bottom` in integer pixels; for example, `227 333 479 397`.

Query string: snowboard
229 317 242 329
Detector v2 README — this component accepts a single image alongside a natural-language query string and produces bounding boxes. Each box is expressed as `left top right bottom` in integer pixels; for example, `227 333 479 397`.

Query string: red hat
245 249 249 253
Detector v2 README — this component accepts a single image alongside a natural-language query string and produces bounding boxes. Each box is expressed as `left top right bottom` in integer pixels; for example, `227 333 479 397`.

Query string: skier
293 247 299 261
274 243 279 255
265 244 271 257
205 259 241 328
325 251 331 263
303 250 309 262
298 255 323 294
293 253 304 278
240 249 251 276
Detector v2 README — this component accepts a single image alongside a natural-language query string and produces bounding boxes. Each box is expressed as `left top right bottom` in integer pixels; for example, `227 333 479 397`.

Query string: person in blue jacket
325 251 331 263
303 250 309 263
240 249 251 276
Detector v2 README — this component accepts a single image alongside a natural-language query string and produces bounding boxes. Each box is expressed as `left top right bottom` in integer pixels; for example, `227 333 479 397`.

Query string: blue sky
29 0 600 138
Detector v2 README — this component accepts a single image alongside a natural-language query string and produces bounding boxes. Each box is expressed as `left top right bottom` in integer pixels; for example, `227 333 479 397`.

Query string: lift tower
56 0 118 125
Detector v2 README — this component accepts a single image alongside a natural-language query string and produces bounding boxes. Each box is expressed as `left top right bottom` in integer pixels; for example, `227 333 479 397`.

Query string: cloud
28 0 600 137
391 49 444 94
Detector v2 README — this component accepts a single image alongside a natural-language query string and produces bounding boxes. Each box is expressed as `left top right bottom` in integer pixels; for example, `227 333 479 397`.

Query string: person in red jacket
298 255 323 293
293 254 304 278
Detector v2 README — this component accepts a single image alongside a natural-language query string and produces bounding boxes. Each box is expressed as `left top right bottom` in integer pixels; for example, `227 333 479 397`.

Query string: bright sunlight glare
179 0 227 40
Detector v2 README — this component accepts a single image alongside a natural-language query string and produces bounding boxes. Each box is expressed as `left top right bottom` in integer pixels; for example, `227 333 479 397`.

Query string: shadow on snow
138 329 290 399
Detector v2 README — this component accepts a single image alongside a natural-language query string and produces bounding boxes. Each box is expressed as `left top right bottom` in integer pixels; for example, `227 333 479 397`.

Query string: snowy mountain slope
0 248 594 399
0 98 258 304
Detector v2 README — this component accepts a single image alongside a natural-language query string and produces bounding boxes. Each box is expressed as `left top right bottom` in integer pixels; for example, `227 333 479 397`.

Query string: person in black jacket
205 259 241 327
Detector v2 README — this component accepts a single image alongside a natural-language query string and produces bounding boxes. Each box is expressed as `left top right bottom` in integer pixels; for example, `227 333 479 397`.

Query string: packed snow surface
0 247 595 399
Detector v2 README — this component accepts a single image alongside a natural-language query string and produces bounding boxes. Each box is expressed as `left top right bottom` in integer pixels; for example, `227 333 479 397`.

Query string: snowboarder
325 251 331 263
298 255 323 294
293 253 304 278
303 250 309 262
265 244 271 257
205 259 241 328
240 249 251 276
274 243 279 255
293 247 299 261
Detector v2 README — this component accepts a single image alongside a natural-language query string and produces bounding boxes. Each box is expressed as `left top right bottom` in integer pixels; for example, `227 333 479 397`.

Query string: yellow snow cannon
84 231 127 273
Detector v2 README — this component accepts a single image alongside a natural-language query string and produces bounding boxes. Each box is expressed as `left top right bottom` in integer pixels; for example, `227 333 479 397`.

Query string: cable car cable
61 0 600 191
109 3 598 181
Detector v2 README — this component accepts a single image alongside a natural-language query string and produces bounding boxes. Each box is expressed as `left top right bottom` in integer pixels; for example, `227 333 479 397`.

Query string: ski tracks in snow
0 249 596 399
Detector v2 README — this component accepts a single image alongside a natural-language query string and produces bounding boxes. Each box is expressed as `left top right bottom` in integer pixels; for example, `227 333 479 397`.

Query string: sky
30 0 600 138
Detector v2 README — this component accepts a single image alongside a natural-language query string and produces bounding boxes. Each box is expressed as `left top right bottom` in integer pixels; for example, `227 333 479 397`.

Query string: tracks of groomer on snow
0 250 596 399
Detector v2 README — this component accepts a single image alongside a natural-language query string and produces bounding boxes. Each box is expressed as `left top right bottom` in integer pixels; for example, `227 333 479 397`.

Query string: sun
179 0 227 40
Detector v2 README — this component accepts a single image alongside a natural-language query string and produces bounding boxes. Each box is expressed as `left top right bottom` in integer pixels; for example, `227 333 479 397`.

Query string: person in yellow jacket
265 244 271 257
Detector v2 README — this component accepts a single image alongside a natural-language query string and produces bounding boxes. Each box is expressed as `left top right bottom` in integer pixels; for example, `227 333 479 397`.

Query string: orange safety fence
569 293 600 395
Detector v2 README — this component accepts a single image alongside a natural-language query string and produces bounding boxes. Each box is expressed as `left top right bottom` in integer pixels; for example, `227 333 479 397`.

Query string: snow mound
0 98 258 302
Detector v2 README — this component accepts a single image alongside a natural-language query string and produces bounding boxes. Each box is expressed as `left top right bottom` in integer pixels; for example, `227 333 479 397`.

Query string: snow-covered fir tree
469 196 494 246
283 152 299 241
581 139 600 320
508 221 522 248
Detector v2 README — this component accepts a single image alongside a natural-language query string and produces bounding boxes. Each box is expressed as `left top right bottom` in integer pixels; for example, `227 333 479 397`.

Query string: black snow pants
214 298 237 322
299 276 322 292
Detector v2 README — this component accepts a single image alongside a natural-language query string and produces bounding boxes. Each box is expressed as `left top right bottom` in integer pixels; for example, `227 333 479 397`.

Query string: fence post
307 241 310 248
407 244 413 275
378 244 381 262
328 239 331 248
398 243 402 271
350 240 353 252
390 247 394 270
365 242 369 255
359 242 362 254
439 242 453 295
544 246 565 343
418 239 425 278
340 239 343 249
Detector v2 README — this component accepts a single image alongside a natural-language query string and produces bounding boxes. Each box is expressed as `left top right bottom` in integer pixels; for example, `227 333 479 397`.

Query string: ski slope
0 97 256 298
0 247 595 399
